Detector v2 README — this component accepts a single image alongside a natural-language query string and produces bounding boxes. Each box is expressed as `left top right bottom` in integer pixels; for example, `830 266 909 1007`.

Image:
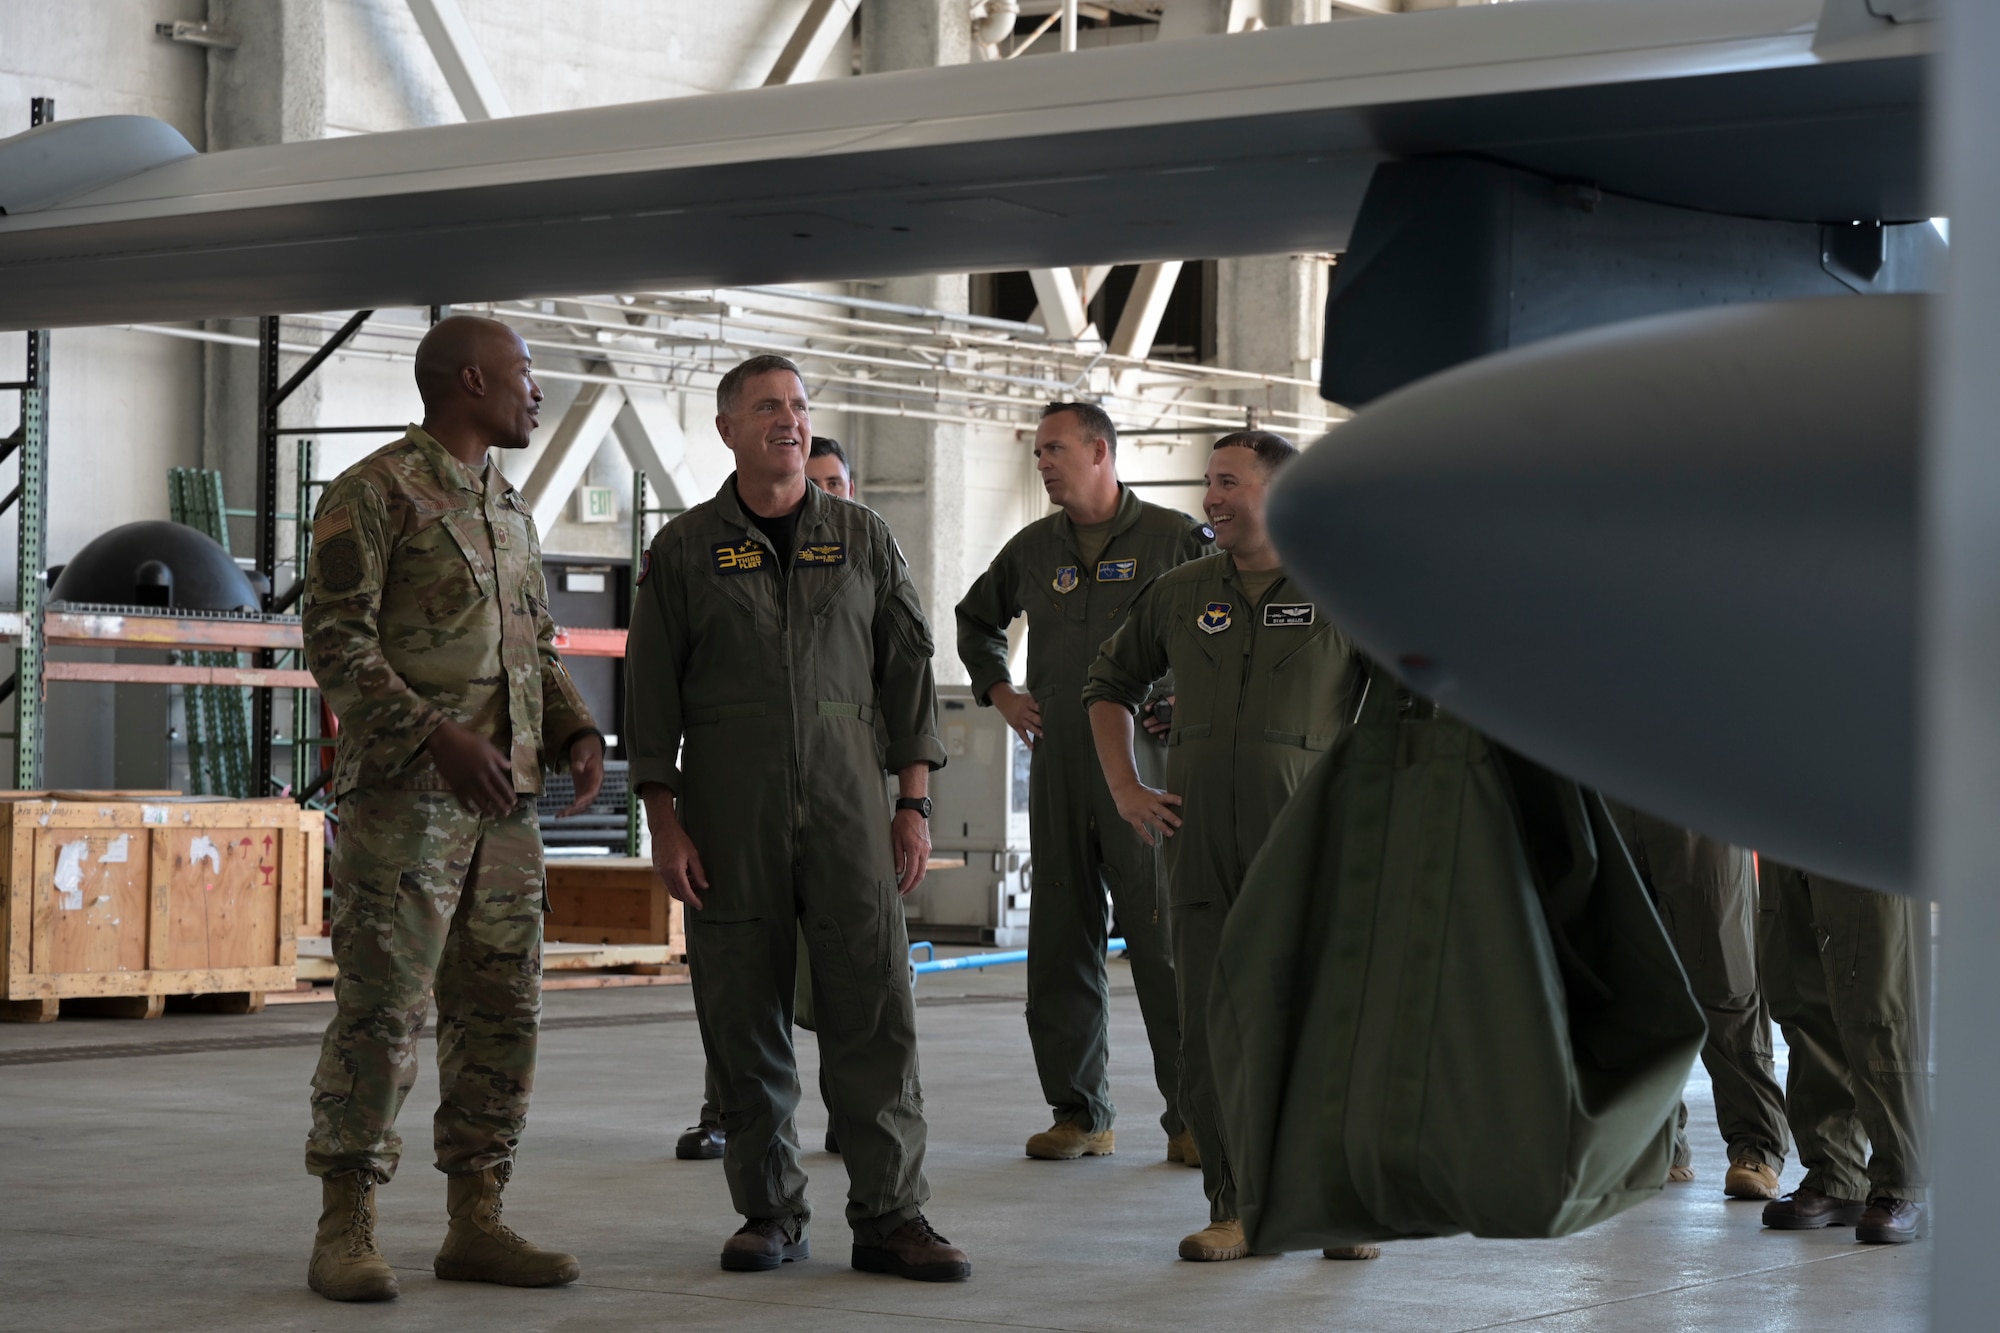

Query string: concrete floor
0 960 1926 1332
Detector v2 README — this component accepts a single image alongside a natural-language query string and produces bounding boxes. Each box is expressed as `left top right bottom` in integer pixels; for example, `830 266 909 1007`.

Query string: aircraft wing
0 0 1927 331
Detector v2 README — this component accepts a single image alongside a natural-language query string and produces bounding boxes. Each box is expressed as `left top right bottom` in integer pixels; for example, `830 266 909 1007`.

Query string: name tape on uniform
1097 558 1137 582
1263 602 1315 627
712 540 768 575
796 542 847 567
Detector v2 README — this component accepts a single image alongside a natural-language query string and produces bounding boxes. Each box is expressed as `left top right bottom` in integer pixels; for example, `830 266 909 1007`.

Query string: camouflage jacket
303 426 594 798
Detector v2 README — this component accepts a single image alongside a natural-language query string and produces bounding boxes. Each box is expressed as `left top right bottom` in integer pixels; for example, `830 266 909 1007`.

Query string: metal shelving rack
1 97 54 788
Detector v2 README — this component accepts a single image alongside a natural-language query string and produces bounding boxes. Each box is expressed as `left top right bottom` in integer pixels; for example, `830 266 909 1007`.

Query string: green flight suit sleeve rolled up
624 531 691 795
1082 579 1174 714
955 541 1024 707
303 477 448 777
874 532 949 773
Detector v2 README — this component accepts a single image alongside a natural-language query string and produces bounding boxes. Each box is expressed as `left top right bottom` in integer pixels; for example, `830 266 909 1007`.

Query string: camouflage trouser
305 788 545 1182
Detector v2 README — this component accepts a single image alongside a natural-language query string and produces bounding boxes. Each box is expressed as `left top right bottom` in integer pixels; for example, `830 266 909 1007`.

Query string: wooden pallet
0 795 323 1021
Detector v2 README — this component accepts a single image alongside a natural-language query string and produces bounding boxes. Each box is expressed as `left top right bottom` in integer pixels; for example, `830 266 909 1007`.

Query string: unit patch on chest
1052 566 1080 594
1197 601 1233 634
796 542 847 567
1263 602 1315 627
712 540 768 574
1096 558 1137 582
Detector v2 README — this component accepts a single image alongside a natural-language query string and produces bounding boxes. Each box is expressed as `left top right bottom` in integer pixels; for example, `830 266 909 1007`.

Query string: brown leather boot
1856 1198 1927 1244
721 1216 809 1272
1179 1218 1249 1262
1762 1187 1868 1230
433 1162 581 1287
851 1214 972 1282
1026 1121 1114 1160
307 1171 400 1302
1166 1131 1201 1168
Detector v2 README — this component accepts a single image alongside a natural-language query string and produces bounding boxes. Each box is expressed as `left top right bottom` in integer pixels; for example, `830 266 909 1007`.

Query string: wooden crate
544 857 683 957
0 796 322 1020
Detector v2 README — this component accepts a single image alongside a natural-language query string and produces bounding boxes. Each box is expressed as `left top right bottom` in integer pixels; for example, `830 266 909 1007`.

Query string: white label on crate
54 840 88 910
102 834 130 864
189 835 222 875
141 805 169 826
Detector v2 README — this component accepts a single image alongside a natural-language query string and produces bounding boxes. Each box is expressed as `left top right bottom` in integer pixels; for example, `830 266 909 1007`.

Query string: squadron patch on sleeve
1197 601 1232 634
637 549 653 586
1264 602 1315 627
712 540 768 574
796 542 847 567
316 537 363 592
1096 558 1137 582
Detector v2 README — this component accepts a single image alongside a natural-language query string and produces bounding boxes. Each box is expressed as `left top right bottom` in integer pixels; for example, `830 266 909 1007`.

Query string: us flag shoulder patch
313 506 353 544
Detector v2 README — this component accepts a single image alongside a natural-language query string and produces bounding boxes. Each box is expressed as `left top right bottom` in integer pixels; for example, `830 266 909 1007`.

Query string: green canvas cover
1209 674 1707 1251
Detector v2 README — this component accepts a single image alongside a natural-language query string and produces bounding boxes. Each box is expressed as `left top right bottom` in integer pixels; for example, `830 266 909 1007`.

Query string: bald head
414 315 543 457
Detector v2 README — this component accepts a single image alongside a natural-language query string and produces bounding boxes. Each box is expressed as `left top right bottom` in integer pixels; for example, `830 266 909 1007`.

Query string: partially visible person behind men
627 355 971 1281
675 432 855 1164
1084 430 1373 1265
302 315 605 1302
1758 862 1932 1243
1605 805 1790 1199
956 401 1209 1165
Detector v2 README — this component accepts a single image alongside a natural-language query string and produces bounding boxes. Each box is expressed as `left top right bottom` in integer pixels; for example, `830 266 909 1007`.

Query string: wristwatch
895 796 933 819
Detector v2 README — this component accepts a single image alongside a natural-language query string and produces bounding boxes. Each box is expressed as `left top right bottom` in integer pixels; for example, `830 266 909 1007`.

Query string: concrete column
1213 254 1330 437
858 0 970 679
200 0 326 558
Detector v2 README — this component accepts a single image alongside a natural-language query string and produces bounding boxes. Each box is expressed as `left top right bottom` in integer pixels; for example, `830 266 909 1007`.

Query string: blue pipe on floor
908 939 1126 976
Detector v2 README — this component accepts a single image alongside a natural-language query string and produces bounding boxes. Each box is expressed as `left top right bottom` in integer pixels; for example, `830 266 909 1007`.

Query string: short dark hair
717 354 804 414
809 436 850 473
1212 429 1298 473
1040 400 1118 456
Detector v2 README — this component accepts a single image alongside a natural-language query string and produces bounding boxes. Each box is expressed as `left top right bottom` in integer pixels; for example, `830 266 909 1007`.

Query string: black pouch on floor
1209 666 1706 1251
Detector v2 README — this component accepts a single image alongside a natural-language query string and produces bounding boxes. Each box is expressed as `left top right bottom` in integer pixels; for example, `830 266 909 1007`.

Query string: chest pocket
1261 622 1346 750
401 510 492 623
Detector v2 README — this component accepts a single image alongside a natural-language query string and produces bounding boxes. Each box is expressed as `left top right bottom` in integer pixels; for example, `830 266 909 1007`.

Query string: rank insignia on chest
712 540 767 574
1052 566 1079 594
1096 558 1137 582
1264 602 1315 627
1198 601 1233 634
796 542 846 567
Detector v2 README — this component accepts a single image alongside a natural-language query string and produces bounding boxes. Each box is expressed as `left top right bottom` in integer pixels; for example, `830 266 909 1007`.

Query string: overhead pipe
909 939 1126 984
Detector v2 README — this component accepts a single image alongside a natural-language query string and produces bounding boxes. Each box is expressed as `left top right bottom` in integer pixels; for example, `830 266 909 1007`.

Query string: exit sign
574 485 618 524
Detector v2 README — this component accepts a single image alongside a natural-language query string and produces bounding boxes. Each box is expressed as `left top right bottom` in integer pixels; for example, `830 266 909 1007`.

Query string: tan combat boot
1178 1218 1249 1262
433 1162 582 1287
1025 1122 1115 1160
1724 1158 1781 1201
1166 1131 1201 1168
308 1171 400 1302
1323 1245 1382 1260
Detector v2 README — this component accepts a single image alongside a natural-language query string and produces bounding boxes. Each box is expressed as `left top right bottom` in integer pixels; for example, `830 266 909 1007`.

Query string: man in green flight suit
1085 430 1369 1265
627 355 971 1282
1604 805 1790 1200
302 316 604 1302
957 400 1212 1165
1757 863 1930 1243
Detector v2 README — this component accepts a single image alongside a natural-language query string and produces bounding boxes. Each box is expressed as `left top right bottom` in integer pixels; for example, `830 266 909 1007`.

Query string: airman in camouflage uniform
301 317 602 1302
